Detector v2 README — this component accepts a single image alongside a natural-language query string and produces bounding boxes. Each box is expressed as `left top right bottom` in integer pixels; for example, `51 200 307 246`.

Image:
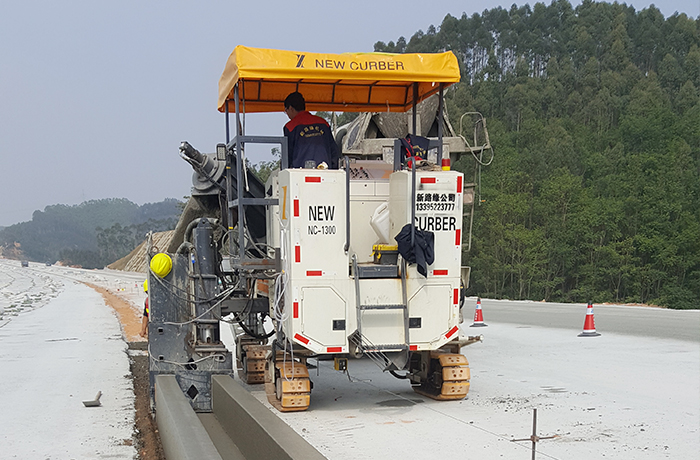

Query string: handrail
411 153 416 247
344 157 350 253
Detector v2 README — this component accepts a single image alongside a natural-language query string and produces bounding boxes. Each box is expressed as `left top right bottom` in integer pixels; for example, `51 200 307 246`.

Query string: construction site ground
1 259 698 459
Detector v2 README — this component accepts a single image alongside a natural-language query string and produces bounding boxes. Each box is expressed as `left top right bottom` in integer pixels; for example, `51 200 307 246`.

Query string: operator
283 92 339 169
140 280 149 338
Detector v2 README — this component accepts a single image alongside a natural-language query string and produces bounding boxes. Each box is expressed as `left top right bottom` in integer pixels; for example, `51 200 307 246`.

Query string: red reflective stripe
294 333 309 345
457 175 463 193
453 288 459 305
327 347 342 353
295 245 301 263
420 177 436 184
434 269 448 276
455 229 461 246
306 270 323 277
293 199 299 217
409 345 418 351
305 176 321 183
445 326 459 339
293 301 299 319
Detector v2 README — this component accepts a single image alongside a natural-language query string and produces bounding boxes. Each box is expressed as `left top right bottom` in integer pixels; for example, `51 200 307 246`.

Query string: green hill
375 1 699 308
0 198 182 269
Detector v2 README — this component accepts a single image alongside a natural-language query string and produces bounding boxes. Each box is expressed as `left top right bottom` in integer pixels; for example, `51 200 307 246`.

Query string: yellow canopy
218 46 460 114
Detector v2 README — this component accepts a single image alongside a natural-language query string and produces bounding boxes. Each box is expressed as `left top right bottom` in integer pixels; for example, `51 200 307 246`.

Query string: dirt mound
108 230 175 273
0 241 24 260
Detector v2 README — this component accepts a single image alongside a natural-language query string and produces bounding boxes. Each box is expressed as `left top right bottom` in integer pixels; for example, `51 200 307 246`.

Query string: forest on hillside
0 198 182 269
375 0 699 308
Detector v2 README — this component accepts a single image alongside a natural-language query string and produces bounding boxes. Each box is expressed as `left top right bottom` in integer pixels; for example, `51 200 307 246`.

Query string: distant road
472 298 700 342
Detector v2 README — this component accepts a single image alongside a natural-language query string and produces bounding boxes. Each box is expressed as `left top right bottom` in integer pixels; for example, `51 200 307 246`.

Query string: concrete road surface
471 297 700 342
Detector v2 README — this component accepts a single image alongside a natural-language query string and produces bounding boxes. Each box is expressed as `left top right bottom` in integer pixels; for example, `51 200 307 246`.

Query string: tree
249 148 281 184
363 1 700 308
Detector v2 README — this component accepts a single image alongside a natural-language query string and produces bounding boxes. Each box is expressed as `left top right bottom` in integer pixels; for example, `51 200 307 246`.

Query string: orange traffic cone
578 302 601 337
470 297 487 327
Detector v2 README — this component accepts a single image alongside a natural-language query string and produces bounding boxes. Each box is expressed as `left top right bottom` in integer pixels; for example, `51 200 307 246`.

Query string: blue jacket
283 111 339 168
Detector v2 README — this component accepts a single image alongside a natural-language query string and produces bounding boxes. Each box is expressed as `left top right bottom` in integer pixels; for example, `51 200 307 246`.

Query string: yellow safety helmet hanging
150 253 173 278
143 279 148 292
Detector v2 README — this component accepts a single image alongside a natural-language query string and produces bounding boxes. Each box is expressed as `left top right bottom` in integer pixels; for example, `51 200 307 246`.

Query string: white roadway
1 260 698 459
237 298 700 460
475 297 700 343
0 259 138 459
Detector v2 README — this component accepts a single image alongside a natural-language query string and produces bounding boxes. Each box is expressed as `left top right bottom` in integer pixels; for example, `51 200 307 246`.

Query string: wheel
265 359 312 412
412 352 470 401
237 344 269 384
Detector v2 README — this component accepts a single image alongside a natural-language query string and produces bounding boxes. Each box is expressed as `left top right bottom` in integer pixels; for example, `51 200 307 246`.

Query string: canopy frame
219 47 458 268
218 46 459 114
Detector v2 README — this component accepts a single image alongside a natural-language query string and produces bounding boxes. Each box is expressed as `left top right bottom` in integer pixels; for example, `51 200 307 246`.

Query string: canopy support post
225 99 233 250
225 101 230 144
411 83 418 135
438 83 444 163
234 83 245 260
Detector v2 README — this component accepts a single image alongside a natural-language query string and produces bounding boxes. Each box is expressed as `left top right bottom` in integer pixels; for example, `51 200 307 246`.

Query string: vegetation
250 148 282 184
375 1 699 308
0 198 182 269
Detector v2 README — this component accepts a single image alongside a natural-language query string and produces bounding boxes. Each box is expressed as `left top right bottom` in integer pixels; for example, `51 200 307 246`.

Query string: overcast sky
1 0 697 227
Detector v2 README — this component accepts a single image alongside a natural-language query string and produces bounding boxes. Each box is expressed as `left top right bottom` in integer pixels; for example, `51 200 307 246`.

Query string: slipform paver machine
149 46 492 412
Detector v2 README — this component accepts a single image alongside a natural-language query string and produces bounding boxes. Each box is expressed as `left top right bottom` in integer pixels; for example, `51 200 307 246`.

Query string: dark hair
284 92 305 111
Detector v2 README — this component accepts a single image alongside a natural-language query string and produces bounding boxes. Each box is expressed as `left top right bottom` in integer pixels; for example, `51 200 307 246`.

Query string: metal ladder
350 254 410 371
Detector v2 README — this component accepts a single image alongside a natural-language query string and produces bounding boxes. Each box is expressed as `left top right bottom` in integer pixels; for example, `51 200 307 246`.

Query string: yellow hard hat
143 279 148 292
150 253 173 278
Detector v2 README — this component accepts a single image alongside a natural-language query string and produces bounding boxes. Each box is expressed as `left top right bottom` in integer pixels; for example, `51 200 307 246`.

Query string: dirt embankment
86 282 144 342
86 283 165 460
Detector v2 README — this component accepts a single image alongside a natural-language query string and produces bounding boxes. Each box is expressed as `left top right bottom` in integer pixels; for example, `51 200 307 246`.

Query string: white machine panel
407 284 452 344
272 167 465 354
278 169 349 352
389 170 464 346
301 286 346 347
280 169 347 279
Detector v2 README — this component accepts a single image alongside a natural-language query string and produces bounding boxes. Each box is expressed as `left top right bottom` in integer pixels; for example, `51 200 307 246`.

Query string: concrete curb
212 375 327 460
155 375 224 460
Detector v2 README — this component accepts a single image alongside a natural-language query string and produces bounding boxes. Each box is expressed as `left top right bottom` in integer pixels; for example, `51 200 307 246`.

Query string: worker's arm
283 127 295 168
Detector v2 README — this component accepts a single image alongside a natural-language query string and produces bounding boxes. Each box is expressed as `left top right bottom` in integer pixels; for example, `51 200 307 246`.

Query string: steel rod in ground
511 408 558 460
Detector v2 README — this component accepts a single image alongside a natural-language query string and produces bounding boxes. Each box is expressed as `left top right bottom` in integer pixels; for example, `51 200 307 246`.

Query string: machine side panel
149 254 234 412
278 169 349 352
265 172 281 252
300 286 347 348
389 170 463 350
407 284 452 344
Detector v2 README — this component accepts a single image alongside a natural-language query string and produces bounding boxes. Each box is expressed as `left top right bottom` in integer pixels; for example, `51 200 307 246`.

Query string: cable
244 225 274 259
161 286 236 327
457 112 494 167
148 343 227 369
389 370 409 379
273 215 291 328
229 311 275 340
